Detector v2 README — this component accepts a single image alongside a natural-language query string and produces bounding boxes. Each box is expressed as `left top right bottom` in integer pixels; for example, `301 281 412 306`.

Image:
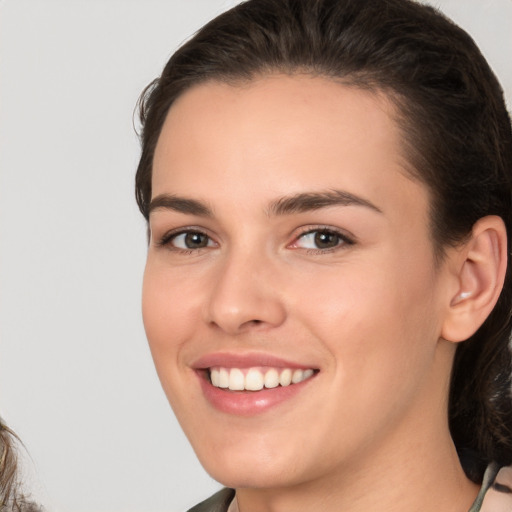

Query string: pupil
314 231 338 249
185 232 207 248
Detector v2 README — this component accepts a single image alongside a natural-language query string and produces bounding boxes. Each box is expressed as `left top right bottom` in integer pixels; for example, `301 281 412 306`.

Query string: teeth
229 368 245 391
291 369 304 384
279 368 292 387
210 368 220 387
245 368 264 391
264 369 279 389
219 368 229 388
209 366 315 391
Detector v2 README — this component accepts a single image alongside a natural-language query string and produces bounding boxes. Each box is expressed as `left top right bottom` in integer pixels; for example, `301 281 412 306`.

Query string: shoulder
187 488 236 512
480 465 512 512
472 464 512 512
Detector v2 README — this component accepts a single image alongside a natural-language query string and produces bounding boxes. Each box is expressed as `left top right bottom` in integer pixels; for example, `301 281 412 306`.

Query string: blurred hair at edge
135 0 512 483
0 420 42 511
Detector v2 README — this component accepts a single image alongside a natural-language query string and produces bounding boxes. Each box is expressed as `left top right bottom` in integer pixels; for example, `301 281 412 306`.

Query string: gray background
0 1 510 511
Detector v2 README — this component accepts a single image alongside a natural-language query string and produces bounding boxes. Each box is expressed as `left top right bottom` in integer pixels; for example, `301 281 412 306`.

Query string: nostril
238 318 265 331
205 287 287 333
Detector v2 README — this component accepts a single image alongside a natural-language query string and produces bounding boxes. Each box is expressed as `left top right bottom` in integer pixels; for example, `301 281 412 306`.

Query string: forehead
152 75 429 225
154 75 404 179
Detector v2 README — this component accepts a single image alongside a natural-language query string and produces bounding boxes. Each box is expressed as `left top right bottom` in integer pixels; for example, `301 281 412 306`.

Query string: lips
192 353 319 416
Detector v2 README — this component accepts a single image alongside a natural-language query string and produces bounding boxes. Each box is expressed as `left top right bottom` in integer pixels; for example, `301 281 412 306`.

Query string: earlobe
441 216 507 343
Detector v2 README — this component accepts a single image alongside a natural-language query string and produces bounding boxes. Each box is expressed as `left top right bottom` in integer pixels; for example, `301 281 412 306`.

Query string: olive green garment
188 464 512 512
187 488 235 512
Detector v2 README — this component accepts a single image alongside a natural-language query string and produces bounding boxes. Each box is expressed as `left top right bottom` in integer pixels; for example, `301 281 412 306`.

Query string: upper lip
191 352 318 370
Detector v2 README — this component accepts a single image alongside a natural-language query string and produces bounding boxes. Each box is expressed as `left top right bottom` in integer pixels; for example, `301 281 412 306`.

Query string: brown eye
168 231 214 250
313 231 341 249
294 229 350 250
183 232 209 248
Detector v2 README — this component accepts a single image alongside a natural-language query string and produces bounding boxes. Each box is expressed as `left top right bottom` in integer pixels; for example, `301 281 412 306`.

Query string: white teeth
245 368 264 391
279 368 292 387
210 368 220 387
209 366 315 391
219 368 229 388
303 369 314 380
229 368 245 391
264 369 279 389
291 369 304 384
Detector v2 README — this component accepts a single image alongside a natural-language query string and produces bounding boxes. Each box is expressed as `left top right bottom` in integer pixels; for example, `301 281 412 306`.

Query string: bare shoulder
480 465 512 512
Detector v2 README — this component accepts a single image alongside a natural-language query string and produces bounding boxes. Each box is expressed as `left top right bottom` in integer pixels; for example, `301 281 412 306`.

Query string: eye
161 230 216 250
292 228 353 251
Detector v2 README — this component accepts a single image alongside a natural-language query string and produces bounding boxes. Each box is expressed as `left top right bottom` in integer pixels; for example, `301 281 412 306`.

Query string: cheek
141 263 204 423
295 254 437 332
291 251 441 386
141 261 200 366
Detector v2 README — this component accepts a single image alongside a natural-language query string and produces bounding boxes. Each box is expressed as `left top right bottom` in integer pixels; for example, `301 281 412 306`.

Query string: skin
481 467 512 512
143 75 482 511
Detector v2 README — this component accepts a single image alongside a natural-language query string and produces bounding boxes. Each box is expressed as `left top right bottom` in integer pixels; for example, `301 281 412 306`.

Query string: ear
441 216 508 343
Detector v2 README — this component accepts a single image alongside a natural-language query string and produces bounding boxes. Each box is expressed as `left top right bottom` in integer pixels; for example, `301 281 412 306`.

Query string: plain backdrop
0 1 510 511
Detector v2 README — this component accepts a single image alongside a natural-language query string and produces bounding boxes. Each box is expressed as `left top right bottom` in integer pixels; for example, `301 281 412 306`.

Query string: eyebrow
148 189 382 218
267 189 382 216
148 194 213 217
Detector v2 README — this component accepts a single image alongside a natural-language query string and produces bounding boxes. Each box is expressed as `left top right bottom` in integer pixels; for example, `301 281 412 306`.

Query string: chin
196 444 304 489
207 465 296 490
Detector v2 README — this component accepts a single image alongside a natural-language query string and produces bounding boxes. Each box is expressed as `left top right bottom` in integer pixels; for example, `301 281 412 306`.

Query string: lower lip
197 371 316 416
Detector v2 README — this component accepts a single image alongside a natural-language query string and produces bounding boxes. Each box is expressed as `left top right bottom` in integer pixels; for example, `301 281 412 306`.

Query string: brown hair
1 420 42 511
135 0 512 481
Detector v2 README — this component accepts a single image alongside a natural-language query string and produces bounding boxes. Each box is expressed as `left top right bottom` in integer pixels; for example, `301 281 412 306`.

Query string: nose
203 249 287 335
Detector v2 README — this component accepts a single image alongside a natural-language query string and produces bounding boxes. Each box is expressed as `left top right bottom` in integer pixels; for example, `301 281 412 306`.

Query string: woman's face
143 75 457 489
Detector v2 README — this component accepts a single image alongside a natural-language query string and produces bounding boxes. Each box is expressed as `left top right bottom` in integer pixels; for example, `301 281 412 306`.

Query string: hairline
145 69 452 262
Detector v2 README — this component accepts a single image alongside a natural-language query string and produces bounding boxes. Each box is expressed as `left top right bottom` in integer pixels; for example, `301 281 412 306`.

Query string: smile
209 366 315 391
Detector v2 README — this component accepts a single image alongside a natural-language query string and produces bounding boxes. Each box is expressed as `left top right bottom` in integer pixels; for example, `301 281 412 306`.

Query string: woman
135 0 512 510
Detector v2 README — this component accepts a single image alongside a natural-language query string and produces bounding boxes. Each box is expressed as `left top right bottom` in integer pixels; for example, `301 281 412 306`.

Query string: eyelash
156 226 355 254
157 228 215 254
291 226 355 253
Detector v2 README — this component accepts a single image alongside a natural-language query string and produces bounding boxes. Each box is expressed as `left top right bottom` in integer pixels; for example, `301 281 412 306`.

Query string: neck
235 342 479 512
235 427 478 512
